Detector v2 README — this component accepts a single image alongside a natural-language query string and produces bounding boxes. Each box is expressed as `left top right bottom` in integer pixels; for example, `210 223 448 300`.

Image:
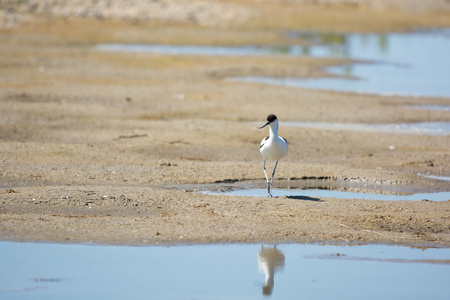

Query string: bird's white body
260 120 288 161
258 114 288 197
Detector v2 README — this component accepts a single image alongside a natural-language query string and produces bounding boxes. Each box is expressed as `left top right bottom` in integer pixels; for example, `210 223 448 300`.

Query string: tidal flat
1 1 450 248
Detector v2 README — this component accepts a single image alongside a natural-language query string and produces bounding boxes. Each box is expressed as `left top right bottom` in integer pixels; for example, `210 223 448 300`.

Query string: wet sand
1 2 450 247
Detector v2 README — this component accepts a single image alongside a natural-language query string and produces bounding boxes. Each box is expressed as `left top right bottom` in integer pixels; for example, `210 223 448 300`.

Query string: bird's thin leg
263 159 272 197
270 161 279 196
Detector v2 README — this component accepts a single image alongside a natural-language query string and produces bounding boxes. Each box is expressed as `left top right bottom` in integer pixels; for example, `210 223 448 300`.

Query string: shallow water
407 105 450 112
1 241 449 300
172 178 449 201
202 188 450 201
418 174 450 182
236 30 450 98
282 121 450 136
95 43 282 56
96 29 450 98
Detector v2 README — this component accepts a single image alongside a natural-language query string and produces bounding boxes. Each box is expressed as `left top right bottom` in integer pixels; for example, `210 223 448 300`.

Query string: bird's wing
260 136 269 148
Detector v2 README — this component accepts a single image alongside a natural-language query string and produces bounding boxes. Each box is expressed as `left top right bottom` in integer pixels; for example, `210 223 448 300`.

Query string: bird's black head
267 114 277 122
258 114 278 129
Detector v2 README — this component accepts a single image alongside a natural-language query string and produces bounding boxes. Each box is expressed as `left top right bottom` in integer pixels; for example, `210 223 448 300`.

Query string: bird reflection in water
258 245 285 296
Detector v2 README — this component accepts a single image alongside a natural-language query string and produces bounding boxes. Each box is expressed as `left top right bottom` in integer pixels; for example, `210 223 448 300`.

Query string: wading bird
258 114 288 197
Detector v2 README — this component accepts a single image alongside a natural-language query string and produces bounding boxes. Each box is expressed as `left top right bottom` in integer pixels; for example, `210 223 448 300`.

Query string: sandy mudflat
1 1 450 247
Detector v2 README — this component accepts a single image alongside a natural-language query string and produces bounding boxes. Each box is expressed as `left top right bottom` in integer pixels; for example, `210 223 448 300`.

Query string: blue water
236 30 450 98
96 29 450 98
418 174 450 181
1 241 449 299
282 121 450 136
407 105 450 111
203 189 450 201
95 43 279 56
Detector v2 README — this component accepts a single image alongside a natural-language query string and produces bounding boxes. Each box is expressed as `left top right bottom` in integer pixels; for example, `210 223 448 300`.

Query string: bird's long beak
258 121 270 129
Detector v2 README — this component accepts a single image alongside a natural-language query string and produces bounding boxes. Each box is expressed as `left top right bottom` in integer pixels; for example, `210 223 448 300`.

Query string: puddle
1 241 449 299
418 174 450 182
94 36 357 58
407 105 450 112
202 188 450 201
281 121 450 136
93 43 320 57
172 179 449 201
235 29 450 98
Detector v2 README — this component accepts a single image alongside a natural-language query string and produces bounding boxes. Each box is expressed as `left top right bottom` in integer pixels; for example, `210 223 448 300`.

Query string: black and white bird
258 114 288 197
